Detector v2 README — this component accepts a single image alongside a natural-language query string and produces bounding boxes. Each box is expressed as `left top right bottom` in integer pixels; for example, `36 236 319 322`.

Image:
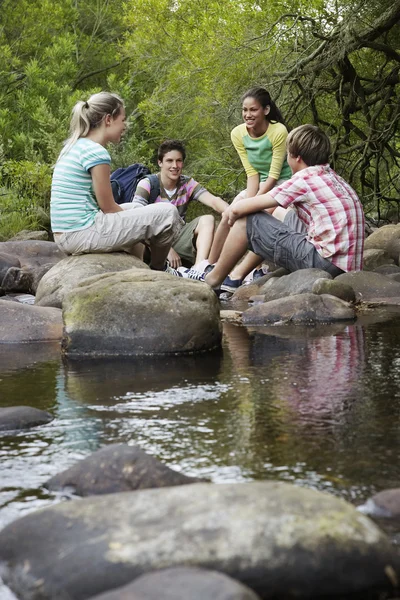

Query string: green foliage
0 0 399 239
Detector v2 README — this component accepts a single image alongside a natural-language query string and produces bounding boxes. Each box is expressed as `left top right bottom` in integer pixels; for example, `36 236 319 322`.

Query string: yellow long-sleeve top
231 121 291 182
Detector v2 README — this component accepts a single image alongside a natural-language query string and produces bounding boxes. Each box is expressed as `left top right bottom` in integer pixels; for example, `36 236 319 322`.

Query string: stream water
1 310 400 598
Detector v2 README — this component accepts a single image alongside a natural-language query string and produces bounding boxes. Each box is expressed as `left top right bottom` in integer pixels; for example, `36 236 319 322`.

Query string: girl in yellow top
207 87 291 290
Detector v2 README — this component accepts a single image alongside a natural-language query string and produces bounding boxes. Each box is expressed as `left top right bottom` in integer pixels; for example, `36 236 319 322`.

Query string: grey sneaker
163 264 182 277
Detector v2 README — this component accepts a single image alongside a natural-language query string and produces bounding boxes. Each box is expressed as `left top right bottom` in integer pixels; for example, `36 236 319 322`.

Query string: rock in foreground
88 567 261 600
0 481 397 600
45 444 205 496
62 270 221 357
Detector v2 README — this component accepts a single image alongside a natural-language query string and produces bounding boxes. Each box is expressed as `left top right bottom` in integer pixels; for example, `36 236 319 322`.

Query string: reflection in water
1 313 400 545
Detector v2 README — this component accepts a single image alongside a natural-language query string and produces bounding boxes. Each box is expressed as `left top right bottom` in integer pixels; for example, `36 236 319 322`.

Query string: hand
167 248 182 269
223 205 239 227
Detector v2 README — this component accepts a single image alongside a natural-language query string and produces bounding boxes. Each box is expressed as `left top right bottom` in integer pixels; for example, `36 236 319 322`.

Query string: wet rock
363 249 394 271
336 271 400 303
364 224 400 254
45 444 205 496
0 298 63 342
35 253 148 308
359 488 400 519
260 268 331 302
87 567 261 600
0 481 397 600
8 230 49 242
0 406 53 431
312 278 356 303
61 270 221 357
243 293 356 325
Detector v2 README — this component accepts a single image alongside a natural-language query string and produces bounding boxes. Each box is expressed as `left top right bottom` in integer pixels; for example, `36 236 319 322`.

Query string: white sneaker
181 268 205 281
194 259 211 274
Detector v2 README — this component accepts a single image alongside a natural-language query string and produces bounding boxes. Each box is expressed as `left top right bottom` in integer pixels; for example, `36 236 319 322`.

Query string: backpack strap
147 174 161 204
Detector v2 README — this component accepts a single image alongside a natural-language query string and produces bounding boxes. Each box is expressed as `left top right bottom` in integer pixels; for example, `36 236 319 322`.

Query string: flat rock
243 293 356 325
87 567 261 600
0 481 397 600
61 270 221 357
260 268 331 302
35 253 148 308
0 299 63 342
0 406 53 431
45 444 205 496
336 271 400 303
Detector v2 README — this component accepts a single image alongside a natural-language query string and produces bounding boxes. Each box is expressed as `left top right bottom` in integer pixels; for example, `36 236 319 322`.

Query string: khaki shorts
53 203 183 255
173 216 202 265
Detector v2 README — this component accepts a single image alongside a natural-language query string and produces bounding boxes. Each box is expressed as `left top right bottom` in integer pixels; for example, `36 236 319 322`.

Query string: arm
91 164 122 213
257 176 278 195
246 174 260 198
132 179 151 208
225 193 278 226
197 190 229 214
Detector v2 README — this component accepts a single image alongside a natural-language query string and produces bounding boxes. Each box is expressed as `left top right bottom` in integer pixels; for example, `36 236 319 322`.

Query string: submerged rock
243 293 356 325
0 299 63 342
87 567 261 600
61 269 221 357
35 253 148 308
45 444 205 496
0 406 53 431
0 481 397 600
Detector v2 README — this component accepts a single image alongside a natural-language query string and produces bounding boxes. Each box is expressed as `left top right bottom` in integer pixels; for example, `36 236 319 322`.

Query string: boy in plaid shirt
205 124 364 289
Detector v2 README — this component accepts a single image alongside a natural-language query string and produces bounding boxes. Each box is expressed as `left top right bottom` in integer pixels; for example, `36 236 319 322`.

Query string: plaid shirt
269 164 364 271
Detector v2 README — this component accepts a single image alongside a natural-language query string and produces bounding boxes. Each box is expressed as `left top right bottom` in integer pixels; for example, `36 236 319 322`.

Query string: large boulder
44 444 205 496
0 406 53 431
364 224 400 254
363 248 394 271
0 299 63 342
0 481 397 600
311 278 356 303
0 241 65 294
88 568 261 600
61 270 221 357
260 268 331 302
35 253 148 308
336 271 400 303
242 293 356 325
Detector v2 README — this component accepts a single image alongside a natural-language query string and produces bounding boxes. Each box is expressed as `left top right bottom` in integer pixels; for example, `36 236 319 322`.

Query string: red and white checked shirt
269 164 365 271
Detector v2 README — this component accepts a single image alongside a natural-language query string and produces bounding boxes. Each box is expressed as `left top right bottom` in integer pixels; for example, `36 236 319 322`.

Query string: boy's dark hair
287 125 331 166
157 139 186 162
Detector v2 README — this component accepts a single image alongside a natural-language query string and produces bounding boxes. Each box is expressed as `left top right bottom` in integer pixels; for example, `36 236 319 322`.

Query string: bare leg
205 218 262 288
193 215 215 267
230 251 263 280
207 213 230 264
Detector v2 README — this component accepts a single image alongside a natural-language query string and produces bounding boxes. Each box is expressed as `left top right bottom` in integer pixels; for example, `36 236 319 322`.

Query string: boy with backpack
132 140 228 277
204 124 365 290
